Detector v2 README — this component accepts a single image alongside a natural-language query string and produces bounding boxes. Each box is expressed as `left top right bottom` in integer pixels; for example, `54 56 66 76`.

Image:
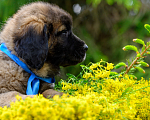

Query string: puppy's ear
14 24 52 70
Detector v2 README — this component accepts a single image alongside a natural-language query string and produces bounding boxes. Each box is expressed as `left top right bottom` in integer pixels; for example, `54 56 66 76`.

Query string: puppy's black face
47 25 88 67
13 2 88 77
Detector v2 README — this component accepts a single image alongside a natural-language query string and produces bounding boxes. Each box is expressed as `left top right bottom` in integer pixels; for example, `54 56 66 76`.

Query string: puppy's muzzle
82 44 88 62
83 44 88 51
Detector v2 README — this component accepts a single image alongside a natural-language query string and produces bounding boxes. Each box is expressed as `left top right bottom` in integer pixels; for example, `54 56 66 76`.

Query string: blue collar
0 43 55 95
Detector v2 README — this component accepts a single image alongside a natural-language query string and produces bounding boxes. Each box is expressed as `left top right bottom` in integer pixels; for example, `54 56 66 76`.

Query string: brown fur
0 2 87 107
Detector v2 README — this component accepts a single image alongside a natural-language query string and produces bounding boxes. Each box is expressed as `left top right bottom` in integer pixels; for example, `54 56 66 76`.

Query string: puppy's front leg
42 89 63 98
0 91 34 107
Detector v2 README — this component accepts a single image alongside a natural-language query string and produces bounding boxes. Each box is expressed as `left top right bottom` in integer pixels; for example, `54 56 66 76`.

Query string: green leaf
66 73 76 79
123 45 138 53
146 41 150 47
110 71 118 76
137 61 149 67
114 62 127 69
80 65 89 70
133 39 145 46
93 0 101 7
136 53 141 57
106 0 114 5
129 75 137 79
146 51 150 54
142 45 146 52
144 24 150 33
87 0 102 7
135 66 145 73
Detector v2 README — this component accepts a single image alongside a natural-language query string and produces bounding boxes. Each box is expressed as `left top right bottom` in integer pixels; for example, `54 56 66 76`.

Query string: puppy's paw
42 89 63 98
0 91 34 107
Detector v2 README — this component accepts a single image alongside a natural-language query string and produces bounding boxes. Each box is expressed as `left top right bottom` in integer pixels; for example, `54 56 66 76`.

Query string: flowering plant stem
124 45 150 75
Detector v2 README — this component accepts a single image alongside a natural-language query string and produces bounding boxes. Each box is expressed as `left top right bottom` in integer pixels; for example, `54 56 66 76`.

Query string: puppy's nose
83 44 88 51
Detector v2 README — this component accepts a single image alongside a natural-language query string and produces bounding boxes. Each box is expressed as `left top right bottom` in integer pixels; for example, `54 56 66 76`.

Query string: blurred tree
87 0 141 12
73 0 150 63
82 0 150 79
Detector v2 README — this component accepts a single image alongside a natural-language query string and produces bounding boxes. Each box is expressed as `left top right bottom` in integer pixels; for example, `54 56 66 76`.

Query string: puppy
0 2 88 107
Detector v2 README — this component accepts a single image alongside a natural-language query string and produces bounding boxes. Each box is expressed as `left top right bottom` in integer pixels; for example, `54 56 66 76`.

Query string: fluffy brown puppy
0 2 88 107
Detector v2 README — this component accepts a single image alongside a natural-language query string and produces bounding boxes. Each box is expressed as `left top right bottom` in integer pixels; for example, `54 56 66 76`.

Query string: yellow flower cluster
0 61 150 120
61 77 150 119
83 60 114 80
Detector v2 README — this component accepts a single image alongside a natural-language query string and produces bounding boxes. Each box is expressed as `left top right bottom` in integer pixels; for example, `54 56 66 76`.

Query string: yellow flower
1 111 11 120
95 71 102 79
15 95 22 100
17 106 26 116
83 72 93 79
118 74 122 77
102 70 110 78
89 63 98 70
106 63 114 70
72 84 77 90
1 60 150 120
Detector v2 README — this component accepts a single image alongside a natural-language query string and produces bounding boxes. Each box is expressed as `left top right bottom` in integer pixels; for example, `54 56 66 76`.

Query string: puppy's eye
56 30 69 36
61 30 68 35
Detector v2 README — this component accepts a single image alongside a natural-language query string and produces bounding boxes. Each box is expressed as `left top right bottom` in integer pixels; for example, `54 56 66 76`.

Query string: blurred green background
1 0 150 81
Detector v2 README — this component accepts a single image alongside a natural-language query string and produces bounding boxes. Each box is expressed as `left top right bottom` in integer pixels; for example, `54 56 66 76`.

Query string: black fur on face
14 18 88 71
14 14 87 78
46 16 88 67
47 29 87 67
14 24 51 70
